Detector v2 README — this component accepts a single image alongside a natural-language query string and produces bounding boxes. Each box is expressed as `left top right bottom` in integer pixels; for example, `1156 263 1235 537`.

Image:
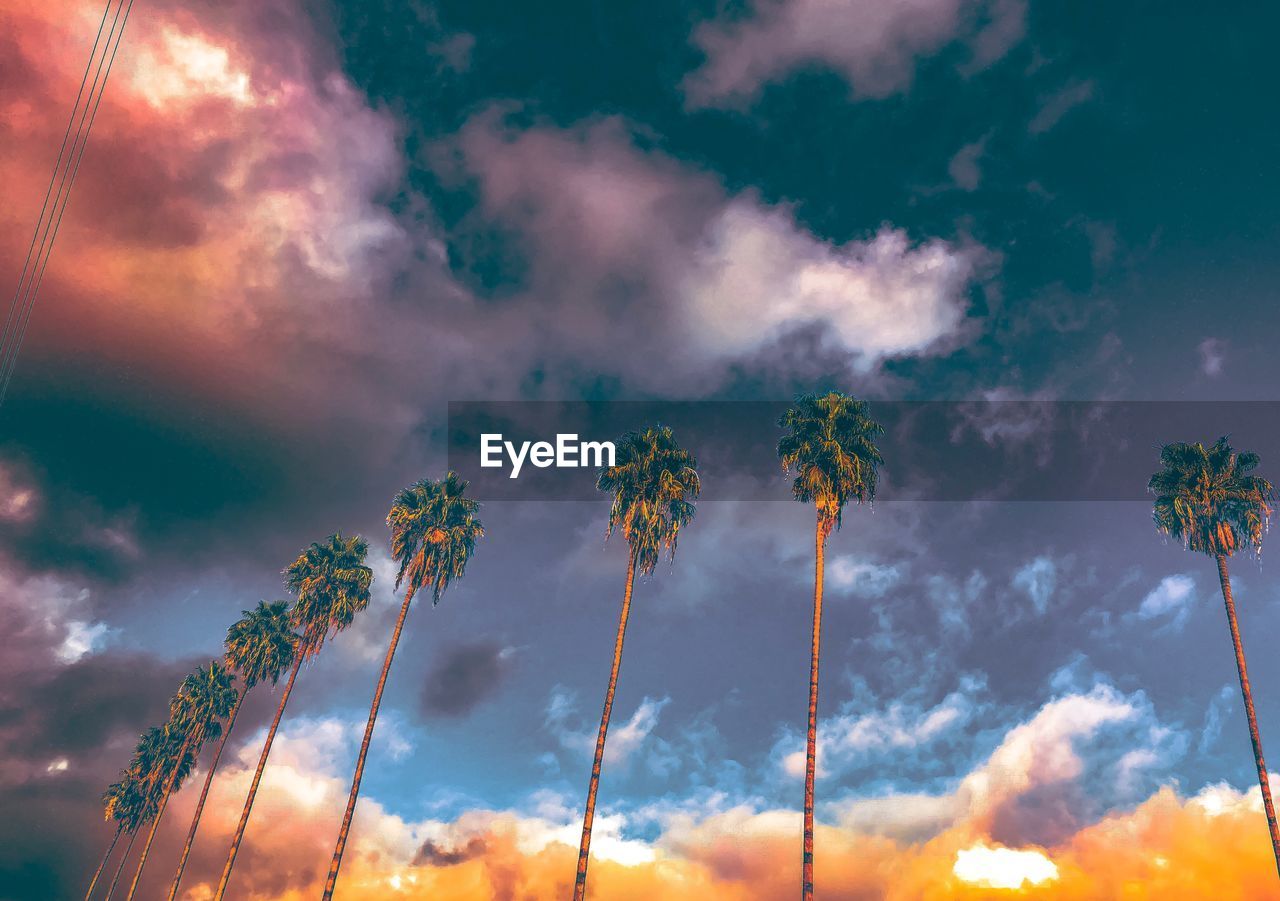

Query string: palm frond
777 391 884 531
597 425 699 575
1149 436 1274 557
386 471 484 604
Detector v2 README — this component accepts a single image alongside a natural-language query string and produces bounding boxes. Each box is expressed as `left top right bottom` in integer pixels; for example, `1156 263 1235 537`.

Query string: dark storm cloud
420 641 513 717
413 835 487 866
0 370 322 579
0 652 195 760
0 450 139 583
0 648 200 901
987 780 1088 848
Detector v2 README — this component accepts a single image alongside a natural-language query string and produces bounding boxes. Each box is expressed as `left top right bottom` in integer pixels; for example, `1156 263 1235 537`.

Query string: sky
3 0 1280 898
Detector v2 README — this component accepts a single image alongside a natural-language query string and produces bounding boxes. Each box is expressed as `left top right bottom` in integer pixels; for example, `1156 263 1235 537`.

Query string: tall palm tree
168 602 299 900
1150 436 1280 877
215 534 373 901
103 729 179 900
126 663 236 900
778 392 883 901
85 777 144 900
321 473 484 899
573 426 699 900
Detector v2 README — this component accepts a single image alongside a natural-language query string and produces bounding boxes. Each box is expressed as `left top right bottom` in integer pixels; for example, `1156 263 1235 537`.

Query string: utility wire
0 0 136 409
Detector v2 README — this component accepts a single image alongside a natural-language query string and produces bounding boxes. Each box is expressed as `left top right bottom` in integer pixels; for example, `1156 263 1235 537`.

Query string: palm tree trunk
320 587 418 900
802 513 828 901
126 730 199 901
168 690 246 900
572 549 638 901
84 825 121 901
214 654 303 901
104 829 137 901
1216 554 1280 878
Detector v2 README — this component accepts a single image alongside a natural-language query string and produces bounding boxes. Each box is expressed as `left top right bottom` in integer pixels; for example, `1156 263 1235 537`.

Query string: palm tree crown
1149 436 1273 557
285 533 374 657
597 425 700 575
103 774 150 833
129 725 195 811
777 391 884 532
226 600 299 688
388 471 485 603
171 662 239 746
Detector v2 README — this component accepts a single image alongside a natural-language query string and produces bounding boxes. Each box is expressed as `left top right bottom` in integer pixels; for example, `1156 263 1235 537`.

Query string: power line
0 0 137 409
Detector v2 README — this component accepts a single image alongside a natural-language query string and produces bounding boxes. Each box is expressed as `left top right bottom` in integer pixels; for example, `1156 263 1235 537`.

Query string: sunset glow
953 843 1059 890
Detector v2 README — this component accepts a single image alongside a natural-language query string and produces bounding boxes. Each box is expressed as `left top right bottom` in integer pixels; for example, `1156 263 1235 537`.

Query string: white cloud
835 792 961 842
959 683 1140 817
926 569 987 636
0 560 110 669
454 114 992 391
544 687 670 768
826 556 904 598
1199 684 1235 755
779 680 979 780
54 620 112 664
685 200 985 369
1012 556 1056 615
1138 574 1196 621
953 842 1058 889
684 0 1026 108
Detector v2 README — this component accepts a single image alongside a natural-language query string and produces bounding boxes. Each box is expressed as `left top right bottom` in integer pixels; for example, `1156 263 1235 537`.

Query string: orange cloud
104 701 1280 900
148 781 1280 899
0 0 418 419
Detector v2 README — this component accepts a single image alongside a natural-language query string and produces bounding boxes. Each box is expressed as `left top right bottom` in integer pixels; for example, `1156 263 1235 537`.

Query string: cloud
413 835 487 867
452 112 993 392
1028 79 1096 135
0 453 140 582
1012 555 1057 615
952 841 1058 889
9 668 1258 901
682 200 988 370
0 462 37 522
53 619 112 664
926 569 987 636
683 0 1026 108
825 556 904 598
1199 337 1226 377
778 680 979 782
1138 574 1196 622
421 641 516 717
948 137 987 191
544 687 671 769
0 554 109 678
1198 684 1235 756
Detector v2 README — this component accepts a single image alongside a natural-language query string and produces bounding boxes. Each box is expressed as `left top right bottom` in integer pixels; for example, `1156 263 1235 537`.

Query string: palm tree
126 663 236 900
573 426 699 900
215 534 373 901
103 729 180 900
1150 436 1280 877
778 392 883 901
168 601 299 900
85 777 144 900
321 473 484 899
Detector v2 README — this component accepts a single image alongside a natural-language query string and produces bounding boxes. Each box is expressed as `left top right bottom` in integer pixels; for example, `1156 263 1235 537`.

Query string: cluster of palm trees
83 478 480 900
82 392 1280 899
